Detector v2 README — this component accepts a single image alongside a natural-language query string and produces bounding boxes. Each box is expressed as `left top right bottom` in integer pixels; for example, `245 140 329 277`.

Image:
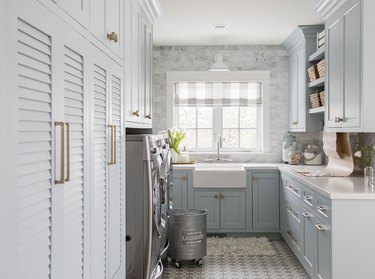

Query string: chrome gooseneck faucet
216 133 222 160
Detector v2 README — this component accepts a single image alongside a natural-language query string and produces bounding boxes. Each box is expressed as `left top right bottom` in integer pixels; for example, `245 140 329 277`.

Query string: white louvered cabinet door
91 47 109 279
107 67 124 279
16 16 54 279
90 45 125 279
60 37 90 279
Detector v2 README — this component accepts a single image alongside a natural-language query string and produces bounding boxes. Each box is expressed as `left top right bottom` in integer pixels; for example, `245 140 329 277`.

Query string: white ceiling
153 0 323 46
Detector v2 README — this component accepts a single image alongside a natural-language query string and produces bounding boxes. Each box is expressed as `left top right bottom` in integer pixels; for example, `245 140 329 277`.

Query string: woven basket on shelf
319 91 325 106
307 65 319 82
310 92 321 108
317 59 325 77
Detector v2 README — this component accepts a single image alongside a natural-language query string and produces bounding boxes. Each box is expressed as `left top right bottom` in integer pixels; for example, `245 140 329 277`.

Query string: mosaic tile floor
161 240 310 279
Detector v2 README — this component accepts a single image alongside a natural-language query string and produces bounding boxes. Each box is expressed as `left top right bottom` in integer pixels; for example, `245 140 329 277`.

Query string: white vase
171 149 178 163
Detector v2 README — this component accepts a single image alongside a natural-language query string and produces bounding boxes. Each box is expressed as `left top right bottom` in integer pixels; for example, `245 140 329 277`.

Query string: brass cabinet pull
253 175 257 181
113 125 117 165
65 122 70 182
334 117 344 123
214 194 219 199
181 176 187 181
292 121 298 125
145 113 152 119
303 195 312 201
219 193 224 199
107 125 115 165
287 206 298 216
133 110 140 117
55 122 65 184
316 205 327 212
107 32 118 42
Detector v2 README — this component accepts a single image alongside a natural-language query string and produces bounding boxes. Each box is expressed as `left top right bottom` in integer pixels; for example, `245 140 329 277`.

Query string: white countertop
173 162 375 200
279 165 375 200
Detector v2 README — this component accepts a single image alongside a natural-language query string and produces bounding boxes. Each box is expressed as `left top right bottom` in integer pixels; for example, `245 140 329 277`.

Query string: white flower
354 150 362 158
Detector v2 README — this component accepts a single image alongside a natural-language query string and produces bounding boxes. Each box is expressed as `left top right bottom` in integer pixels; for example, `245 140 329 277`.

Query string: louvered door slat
63 46 85 279
93 63 107 279
108 74 122 278
17 19 53 279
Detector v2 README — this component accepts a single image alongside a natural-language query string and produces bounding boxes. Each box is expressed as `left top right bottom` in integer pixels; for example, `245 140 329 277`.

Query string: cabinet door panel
16 17 54 279
326 18 344 128
289 54 298 130
252 172 280 230
55 0 89 27
194 191 219 230
108 70 123 279
142 18 152 124
343 1 361 128
90 0 106 42
62 44 86 279
315 221 331 279
220 191 246 230
302 210 315 277
91 58 108 279
106 0 123 57
171 172 188 209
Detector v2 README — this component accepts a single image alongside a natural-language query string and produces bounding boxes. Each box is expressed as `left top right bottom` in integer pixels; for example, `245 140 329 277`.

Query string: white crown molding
282 25 323 52
315 0 346 19
139 0 162 22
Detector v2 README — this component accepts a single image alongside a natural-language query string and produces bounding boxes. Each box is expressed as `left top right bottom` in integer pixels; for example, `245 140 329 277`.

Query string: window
166 71 270 153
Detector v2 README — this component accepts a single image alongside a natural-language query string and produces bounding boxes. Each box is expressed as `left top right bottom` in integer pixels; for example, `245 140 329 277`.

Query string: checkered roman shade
174 82 262 107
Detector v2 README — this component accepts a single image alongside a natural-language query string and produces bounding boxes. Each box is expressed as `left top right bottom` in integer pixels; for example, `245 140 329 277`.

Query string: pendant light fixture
208 53 230 71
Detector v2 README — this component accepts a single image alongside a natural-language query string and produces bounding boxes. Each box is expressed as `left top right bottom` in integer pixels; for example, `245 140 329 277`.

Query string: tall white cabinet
125 0 156 128
0 0 129 278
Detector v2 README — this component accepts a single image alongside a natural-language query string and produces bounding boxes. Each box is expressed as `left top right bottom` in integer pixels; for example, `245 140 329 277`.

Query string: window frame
166 71 271 153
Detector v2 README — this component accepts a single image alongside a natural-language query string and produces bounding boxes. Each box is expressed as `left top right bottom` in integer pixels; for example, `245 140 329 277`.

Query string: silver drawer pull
317 205 327 212
303 195 312 201
315 224 327 231
302 212 311 218
286 230 298 243
287 184 299 194
287 206 298 216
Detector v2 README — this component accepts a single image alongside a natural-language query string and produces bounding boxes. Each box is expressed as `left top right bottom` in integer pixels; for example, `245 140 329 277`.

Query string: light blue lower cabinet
171 171 192 209
193 189 246 232
193 190 220 230
251 171 280 231
219 190 246 230
280 173 332 279
314 217 330 279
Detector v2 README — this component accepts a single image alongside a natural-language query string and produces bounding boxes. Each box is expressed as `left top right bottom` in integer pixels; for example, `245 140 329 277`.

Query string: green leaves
168 128 186 155
355 144 375 167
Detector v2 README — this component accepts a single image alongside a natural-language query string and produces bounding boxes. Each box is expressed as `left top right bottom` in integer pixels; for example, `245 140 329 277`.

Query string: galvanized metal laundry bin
167 209 207 268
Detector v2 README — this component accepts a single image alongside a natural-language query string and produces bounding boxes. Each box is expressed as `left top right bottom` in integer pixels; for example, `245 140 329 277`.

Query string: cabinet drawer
315 196 331 221
284 222 302 253
285 198 302 231
285 179 302 199
302 187 315 208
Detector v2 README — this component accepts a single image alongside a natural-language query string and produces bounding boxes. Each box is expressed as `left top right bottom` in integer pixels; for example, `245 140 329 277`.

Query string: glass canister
282 132 296 163
288 142 302 165
303 143 323 165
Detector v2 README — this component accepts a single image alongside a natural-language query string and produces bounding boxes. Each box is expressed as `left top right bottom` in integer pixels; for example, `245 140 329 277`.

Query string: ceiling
153 0 323 46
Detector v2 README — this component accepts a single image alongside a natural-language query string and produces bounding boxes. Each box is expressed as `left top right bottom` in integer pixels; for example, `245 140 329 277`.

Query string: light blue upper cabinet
283 26 324 132
251 171 280 231
317 0 375 132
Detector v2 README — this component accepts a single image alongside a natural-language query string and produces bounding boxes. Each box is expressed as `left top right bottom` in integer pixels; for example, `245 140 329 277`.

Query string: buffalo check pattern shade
174 82 262 107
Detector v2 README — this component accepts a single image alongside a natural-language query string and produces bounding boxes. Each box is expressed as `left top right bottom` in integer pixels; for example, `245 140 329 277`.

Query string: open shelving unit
308 45 325 115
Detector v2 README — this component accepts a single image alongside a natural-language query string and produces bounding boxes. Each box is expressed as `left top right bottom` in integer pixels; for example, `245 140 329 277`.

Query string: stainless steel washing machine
126 134 169 279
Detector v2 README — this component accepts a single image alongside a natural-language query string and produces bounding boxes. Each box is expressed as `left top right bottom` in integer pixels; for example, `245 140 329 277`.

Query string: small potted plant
354 143 375 187
168 128 186 163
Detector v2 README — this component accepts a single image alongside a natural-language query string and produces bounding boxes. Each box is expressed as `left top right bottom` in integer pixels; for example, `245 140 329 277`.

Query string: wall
153 45 289 163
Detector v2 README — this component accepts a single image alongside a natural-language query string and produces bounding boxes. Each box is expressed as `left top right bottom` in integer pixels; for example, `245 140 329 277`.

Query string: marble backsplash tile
153 45 289 163
152 45 375 164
